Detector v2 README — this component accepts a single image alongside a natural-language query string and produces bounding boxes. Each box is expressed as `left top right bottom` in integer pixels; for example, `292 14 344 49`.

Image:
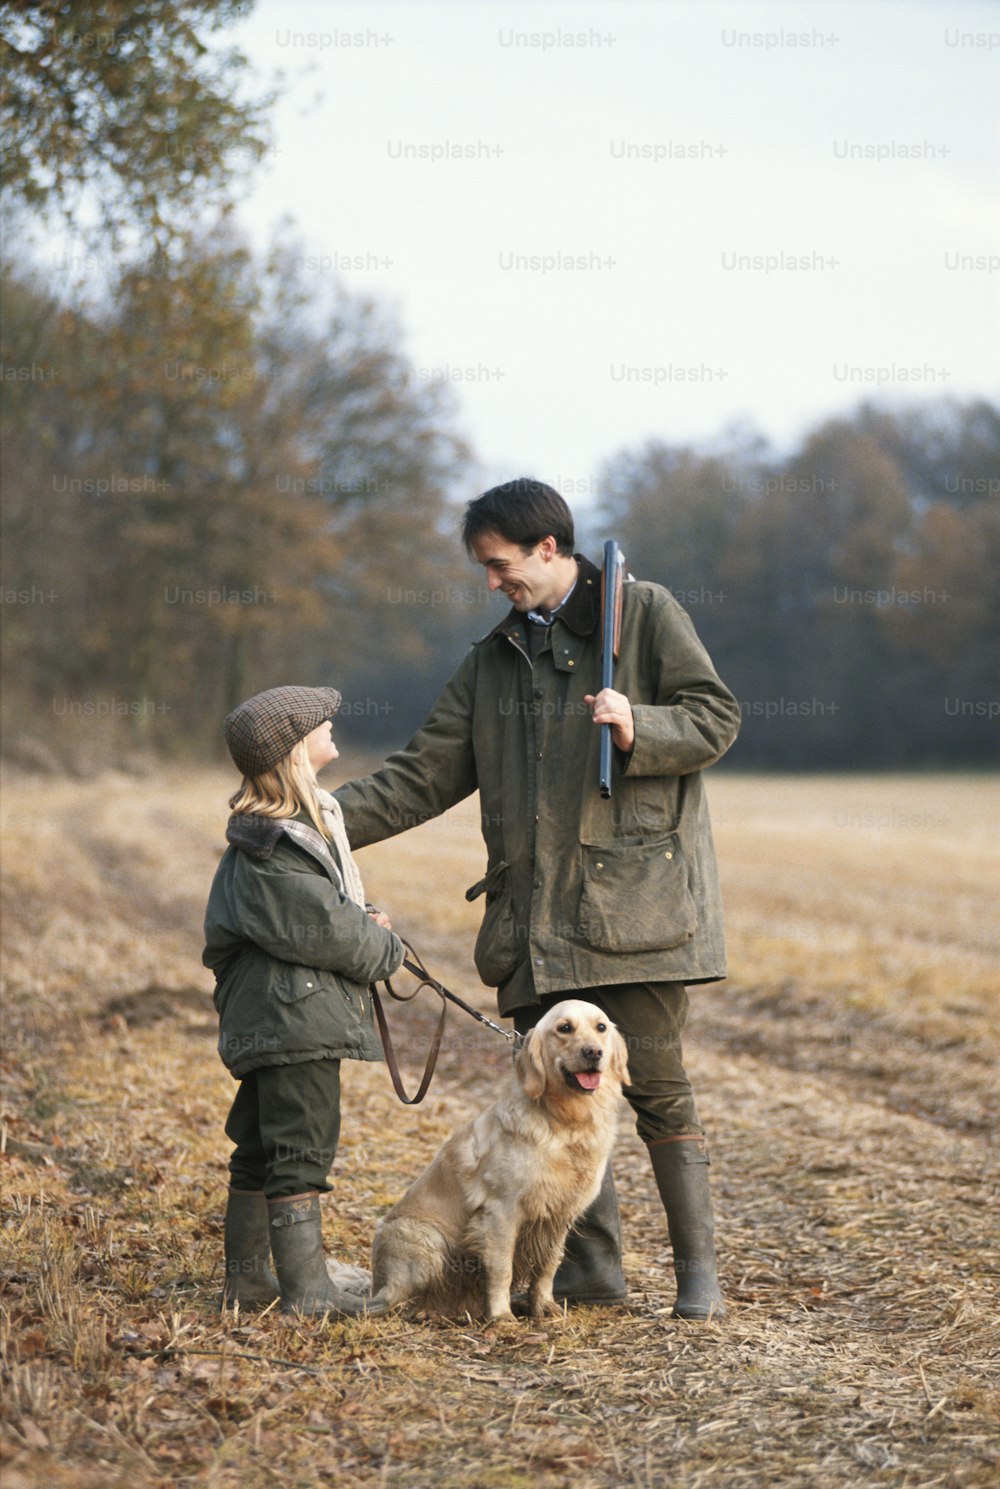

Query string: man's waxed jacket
335 555 740 1017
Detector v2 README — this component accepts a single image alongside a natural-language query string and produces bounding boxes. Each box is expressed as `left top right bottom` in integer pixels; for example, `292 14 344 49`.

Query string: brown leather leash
370 940 521 1105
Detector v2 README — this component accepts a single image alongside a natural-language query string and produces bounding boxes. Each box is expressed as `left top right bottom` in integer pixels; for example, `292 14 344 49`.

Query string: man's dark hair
462 478 575 557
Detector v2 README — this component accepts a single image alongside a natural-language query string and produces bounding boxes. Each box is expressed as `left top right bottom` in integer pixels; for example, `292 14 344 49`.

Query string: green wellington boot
649 1138 725 1320
268 1193 371 1318
222 1189 280 1308
552 1163 629 1306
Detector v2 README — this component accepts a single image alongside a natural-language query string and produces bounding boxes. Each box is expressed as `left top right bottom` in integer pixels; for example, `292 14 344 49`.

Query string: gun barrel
599 540 622 798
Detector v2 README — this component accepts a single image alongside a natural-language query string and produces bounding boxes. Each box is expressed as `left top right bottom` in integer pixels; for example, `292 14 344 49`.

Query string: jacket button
664 851 673 860
567 659 575 667
536 751 542 760
533 687 543 698
306 981 314 988
596 861 604 869
533 877 541 889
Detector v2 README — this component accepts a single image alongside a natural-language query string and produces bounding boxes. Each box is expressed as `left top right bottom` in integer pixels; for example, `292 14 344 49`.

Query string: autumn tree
0 230 482 757
0 0 270 243
1 1 490 763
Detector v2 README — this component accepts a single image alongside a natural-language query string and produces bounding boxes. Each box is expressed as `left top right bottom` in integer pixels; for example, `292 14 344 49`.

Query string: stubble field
1 765 998 1488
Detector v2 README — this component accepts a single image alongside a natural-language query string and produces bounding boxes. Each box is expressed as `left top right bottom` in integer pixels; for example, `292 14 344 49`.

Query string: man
336 479 740 1320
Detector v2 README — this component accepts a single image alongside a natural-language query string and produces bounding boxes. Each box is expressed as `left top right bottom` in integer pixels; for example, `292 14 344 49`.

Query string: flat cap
224 685 342 778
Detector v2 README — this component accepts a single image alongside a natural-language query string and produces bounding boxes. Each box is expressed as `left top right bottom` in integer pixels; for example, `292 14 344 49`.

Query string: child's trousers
225 1058 341 1198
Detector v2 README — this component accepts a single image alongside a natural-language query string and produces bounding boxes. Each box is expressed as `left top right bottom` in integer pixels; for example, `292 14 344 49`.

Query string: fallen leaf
17 1330 47 1359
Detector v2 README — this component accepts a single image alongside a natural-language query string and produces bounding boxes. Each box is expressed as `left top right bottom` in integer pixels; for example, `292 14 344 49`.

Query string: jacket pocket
272 964 336 1005
578 834 696 953
466 860 519 986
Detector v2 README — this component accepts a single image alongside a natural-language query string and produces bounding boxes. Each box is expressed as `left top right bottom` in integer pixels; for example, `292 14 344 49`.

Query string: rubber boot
552 1163 628 1306
223 1189 280 1309
648 1136 725 1320
268 1193 368 1318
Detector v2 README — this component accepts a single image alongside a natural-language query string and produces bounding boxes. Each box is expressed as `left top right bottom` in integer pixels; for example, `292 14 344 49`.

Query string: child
203 684 404 1317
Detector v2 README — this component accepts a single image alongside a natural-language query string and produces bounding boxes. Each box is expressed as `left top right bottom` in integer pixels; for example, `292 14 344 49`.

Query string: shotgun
599 540 625 798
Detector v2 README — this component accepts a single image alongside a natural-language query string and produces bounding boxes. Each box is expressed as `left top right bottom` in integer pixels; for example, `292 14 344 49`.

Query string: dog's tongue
575 1071 602 1090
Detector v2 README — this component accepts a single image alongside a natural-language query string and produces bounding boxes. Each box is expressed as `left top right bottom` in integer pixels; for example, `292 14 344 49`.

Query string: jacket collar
474 553 601 646
225 812 343 888
226 812 284 860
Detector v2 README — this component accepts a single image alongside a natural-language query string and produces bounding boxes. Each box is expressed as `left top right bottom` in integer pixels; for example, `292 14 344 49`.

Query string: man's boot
268 1193 369 1318
223 1189 280 1308
552 1163 628 1306
648 1136 725 1320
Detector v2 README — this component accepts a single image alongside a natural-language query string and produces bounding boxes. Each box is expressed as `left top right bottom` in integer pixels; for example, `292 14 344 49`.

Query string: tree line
2 230 996 772
595 400 999 768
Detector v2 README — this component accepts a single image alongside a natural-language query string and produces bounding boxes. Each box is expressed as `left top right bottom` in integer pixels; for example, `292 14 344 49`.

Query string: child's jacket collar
225 811 345 891
226 812 284 860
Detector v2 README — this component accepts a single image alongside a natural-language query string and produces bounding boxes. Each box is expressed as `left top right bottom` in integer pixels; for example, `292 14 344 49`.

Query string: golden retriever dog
369 999 629 1322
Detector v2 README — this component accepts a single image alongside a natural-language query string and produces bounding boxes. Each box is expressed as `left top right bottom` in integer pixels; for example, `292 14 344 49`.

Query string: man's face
469 530 564 613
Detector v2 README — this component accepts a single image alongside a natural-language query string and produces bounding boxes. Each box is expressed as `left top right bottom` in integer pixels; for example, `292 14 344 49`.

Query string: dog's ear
515 1029 547 1100
608 1026 631 1087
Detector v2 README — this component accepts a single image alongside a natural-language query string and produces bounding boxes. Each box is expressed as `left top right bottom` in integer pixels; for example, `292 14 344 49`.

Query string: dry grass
1 764 998 1488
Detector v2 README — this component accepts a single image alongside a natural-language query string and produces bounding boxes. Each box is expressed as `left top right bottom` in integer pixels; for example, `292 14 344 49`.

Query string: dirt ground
1 765 997 1488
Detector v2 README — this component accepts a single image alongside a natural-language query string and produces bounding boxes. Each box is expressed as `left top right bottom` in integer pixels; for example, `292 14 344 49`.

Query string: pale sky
227 0 999 496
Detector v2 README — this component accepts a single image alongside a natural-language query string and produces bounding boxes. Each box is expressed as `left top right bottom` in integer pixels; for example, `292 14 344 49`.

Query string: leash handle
370 940 519 1104
370 982 446 1105
370 939 447 1103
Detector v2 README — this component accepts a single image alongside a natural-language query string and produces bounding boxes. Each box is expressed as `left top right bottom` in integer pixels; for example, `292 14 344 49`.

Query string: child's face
303 719 339 772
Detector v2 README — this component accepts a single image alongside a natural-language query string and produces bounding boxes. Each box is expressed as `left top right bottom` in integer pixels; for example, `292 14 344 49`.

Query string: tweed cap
224 685 342 778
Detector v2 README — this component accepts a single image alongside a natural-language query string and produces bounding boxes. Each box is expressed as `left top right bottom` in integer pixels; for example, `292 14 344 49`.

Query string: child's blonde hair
229 739 331 840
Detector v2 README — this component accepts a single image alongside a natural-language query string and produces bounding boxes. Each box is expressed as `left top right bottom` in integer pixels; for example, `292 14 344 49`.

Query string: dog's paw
529 1297 564 1320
